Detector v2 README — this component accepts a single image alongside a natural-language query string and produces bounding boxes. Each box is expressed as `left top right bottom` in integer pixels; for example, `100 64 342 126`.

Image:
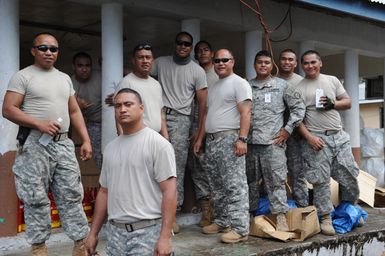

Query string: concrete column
344 50 361 164
299 41 315 77
101 2 123 149
181 19 200 50
0 0 19 154
245 30 262 80
383 59 385 151
0 0 19 237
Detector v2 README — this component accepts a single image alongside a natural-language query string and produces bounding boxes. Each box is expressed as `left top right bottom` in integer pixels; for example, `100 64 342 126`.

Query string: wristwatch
238 136 248 143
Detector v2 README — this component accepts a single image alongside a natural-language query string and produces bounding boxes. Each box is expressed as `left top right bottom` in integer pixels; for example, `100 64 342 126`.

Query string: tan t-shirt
72 71 101 123
206 66 219 87
295 74 346 132
100 127 176 223
7 65 75 131
152 56 207 115
205 73 252 133
116 73 164 132
279 72 303 87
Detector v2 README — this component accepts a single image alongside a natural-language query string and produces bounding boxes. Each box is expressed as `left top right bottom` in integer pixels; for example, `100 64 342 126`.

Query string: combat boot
202 223 231 234
276 213 289 232
320 214 336 236
172 222 180 234
199 199 213 227
72 238 86 256
221 230 248 243
31 242 47 256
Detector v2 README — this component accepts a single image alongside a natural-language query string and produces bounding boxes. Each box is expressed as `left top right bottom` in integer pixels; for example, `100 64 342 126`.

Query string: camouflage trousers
286 136 309 207
204 132 249 235
106 222 161 255
86 121 102 171
302 130 360 216
166 111 191 210
13 133 88 244
246 144 289 214
187 138 211 201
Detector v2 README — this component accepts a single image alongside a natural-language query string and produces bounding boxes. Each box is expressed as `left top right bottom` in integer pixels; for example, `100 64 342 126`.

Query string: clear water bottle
39 117 63 146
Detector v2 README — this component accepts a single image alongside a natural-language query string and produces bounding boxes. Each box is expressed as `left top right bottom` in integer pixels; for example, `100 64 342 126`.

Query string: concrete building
0 0 384 237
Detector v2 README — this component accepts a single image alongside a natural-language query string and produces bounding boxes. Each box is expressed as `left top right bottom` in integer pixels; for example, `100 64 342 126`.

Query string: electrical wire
239 0 294 74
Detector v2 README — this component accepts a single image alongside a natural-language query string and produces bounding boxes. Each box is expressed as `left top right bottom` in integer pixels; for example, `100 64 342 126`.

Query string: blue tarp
331 202 368 234
253 197 297 216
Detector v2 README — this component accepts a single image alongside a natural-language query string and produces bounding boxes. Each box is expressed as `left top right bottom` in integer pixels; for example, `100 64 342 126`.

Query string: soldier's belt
206 129 239 140
314 130 341 136
110 218 161 232
53 132 68 142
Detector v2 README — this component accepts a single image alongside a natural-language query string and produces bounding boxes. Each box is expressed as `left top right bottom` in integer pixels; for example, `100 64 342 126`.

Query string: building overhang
295 0 385 24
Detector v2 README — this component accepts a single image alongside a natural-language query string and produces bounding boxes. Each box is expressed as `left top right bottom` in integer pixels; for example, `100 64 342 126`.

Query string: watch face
239 137 248 143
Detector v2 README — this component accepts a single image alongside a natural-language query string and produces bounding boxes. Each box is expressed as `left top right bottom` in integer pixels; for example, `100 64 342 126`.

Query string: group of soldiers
141 31 359 244
2 30 360 255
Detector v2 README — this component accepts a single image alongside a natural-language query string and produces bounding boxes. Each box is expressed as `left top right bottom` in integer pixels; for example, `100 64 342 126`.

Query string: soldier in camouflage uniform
151 33 207 233
277 49 308 207
187 40 219 227
296 50 360 236
86 88 177 255
2 32 92 256
247 50 305 231
202 49 252 244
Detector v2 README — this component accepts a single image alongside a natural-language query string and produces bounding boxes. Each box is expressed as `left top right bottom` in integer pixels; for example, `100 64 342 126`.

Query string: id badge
265 93 271 103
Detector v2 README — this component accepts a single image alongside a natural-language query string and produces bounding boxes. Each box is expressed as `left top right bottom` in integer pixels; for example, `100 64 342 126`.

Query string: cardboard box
330 179 339 207
357 170 377 207
0 151 18 237
81 175 100 188
309 170 376 208
250 206 320 242
287 206 320 241
76 148 100 176
374 187 385 207
250 215 296 241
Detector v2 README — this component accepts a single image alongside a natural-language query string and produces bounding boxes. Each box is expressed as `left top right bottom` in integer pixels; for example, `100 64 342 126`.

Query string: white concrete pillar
0 0 19 154
181 19 200 50
344 50 361 163
343 50 360 146
299 41 315 77
383 59 385 141
101 2 123 150
245 30 262 80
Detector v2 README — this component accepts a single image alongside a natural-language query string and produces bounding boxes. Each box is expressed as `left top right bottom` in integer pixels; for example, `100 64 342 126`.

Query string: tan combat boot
72 238 86 256
172 222 180 234
31 242 47 256
276 213 289 232
320 214 336 236
221 230 248 243
202 223 231 234
199 199 213 227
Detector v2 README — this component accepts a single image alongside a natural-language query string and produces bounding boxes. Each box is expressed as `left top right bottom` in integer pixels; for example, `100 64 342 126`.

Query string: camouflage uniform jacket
249 76 305 145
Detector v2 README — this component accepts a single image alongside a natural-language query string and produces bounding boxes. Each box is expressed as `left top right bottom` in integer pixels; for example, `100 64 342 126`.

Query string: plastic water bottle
39 117 63 146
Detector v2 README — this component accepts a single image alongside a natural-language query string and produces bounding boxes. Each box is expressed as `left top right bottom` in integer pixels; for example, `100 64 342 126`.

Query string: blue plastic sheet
253 197 297 216
331 202 368 234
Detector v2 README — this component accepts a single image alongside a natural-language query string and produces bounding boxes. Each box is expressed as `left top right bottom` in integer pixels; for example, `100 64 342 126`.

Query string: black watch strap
238 136 248 143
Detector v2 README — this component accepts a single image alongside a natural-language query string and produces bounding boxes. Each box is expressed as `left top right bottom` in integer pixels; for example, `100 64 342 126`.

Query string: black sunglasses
34 45 59 53
134 44 152 51
213 58 233 64
176 40 192 47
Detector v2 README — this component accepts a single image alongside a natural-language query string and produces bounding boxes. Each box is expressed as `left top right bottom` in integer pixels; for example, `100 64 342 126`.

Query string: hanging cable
239 0 293 74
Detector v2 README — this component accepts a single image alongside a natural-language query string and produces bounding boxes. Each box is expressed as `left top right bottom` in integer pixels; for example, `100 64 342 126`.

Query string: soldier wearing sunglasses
202 49 251 244
152 32 208 233
2 32 91 255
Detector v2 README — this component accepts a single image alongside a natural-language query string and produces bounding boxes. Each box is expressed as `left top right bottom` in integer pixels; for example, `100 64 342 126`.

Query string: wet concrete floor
2 206 385 256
